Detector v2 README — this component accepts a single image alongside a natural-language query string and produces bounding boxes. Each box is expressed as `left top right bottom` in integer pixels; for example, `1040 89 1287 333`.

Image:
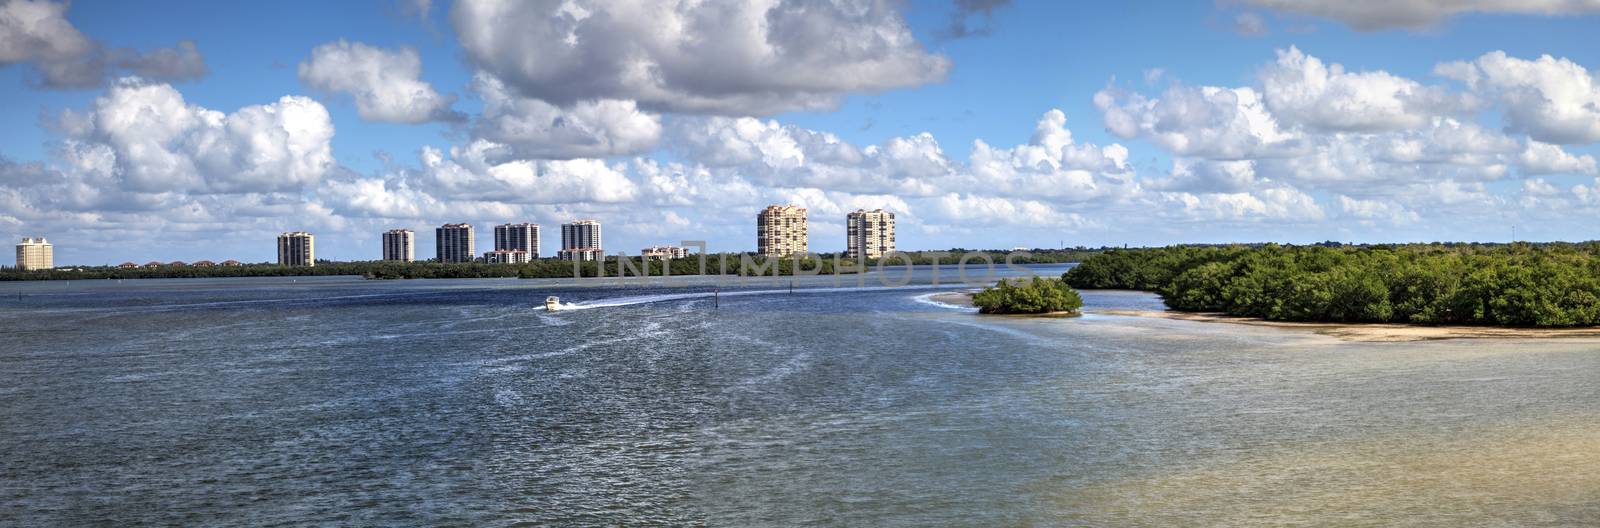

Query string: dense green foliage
972 277 1085 315
1064 243 1600 327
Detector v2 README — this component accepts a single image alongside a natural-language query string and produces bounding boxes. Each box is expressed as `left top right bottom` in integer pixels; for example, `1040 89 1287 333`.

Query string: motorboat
545 296 561 311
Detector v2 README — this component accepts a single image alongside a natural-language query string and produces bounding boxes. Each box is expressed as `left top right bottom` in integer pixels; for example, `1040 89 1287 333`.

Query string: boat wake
555 283 961 311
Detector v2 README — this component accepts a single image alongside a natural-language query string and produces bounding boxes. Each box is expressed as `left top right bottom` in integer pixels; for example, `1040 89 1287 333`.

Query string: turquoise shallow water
1 265 1597 526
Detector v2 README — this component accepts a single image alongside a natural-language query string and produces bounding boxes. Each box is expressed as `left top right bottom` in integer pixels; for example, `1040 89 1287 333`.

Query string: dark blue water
2 266 1597 526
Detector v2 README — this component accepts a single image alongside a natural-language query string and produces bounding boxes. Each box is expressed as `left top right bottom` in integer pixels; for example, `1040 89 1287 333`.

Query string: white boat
545 296 561 311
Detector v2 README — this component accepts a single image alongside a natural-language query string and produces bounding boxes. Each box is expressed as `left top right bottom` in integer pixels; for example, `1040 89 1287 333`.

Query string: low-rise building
558 248 604 262
641 245 690 259
483 249 533 264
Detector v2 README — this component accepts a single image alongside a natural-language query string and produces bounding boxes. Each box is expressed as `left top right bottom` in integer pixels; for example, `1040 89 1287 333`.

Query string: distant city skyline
5 1 1600 264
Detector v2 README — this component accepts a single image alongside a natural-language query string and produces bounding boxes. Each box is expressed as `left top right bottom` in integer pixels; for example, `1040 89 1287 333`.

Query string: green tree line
1063 243 1600 327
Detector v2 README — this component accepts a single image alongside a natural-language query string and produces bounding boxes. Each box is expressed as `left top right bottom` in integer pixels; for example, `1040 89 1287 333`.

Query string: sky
3 0 1600 264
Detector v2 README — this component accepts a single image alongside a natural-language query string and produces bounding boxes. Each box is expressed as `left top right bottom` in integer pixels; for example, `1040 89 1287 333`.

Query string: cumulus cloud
471 73 661 158
449 0 950 115
933 193 1088 229
0 155 65 187
414 140 638 205
1161 187 1325 223
1259 46 1479 132
1101 46 1600 197
1436 51 1600 144
0 0 207 88
55 77 334 194
298 40 461 124
1095 83 1302 159
1242 0 1600 31
1337 195 1420 225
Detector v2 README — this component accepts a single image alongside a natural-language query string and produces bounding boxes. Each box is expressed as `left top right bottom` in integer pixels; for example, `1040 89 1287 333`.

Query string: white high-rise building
436 223 475 263
382 229 414 262
757 205 808 256
847 209 896 259
559 220 602 261
277 232 314 267
495 223 541 258
15 237 53 270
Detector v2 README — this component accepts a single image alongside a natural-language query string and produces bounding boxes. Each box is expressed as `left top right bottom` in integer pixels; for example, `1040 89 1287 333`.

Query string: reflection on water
0 267 1596 525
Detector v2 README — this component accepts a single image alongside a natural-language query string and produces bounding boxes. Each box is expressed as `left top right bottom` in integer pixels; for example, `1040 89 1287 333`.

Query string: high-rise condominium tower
495 223 541 258
277 232 315 267
847 209 896 259
436 223 476 263
757 205 808 256
559 220 602 261
382 229 414 262
15 237 53 270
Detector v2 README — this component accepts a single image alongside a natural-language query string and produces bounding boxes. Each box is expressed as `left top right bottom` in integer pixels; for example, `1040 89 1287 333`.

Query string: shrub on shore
1063 243 1600 327
972 277 1084 315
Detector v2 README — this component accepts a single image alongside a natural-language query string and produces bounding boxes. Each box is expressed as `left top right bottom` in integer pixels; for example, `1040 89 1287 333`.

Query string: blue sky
4 0 1600 264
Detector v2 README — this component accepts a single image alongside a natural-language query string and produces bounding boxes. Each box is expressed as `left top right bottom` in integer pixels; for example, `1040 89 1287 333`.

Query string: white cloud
298 40 460 124
1101 47 1600 198
1337 195 1420 224
1242 0 1600 31
415 140 638 205
58 77 335 194
471 73 661 159
0 0 207 88
1438 51 1600 144
933 193 1088 229
1259 46 1479 132
1519 140 1598 175
1161 187 1325 222
449 0 949 115
1095 83 1302 159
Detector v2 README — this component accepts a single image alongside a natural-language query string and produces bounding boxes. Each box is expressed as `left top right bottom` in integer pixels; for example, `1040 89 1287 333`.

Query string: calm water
1 265 1597 526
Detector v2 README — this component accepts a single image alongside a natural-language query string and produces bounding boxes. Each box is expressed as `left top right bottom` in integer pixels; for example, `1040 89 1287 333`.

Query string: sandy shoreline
932 289 1600 342
929 292 976 307
1096 309 1600 342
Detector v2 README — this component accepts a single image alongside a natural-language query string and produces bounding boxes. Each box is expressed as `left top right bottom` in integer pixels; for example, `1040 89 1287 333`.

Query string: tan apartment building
757 205 808 256
495 223 541 258
847 209 896 259
277 232 315 267
15 237 53 270
382 229 414 262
